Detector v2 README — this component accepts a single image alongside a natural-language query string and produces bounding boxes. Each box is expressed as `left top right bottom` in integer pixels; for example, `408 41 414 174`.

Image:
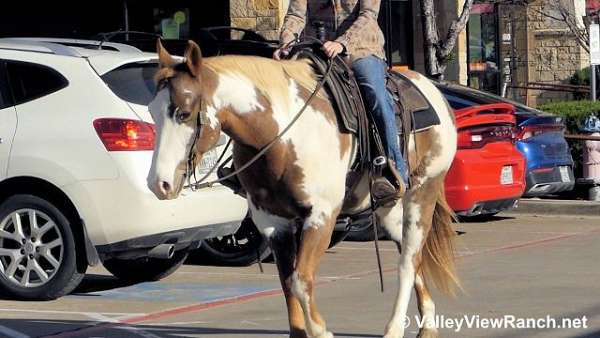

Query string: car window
438 83 544 115
0 61 13 109
6 61 68 105
443 93 477 110
101 62 158 106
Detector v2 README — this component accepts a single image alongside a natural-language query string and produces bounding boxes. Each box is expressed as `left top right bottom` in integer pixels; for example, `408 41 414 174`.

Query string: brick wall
527 2 589 106
499 1 589 107
230 0 283 40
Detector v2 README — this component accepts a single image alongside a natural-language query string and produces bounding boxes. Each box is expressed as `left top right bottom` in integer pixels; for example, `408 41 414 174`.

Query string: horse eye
176 110 192 122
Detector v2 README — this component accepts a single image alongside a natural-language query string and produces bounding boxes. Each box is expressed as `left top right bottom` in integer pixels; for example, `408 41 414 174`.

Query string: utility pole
590 23 600 101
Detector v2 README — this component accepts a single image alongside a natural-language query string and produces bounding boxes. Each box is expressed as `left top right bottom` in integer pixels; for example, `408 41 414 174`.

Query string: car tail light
516 125 564 140
93 118 155 151
457 125 515 149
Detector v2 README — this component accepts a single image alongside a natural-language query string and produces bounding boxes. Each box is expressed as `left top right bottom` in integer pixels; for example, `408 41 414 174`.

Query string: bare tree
534 0 589 53
419 0 475 79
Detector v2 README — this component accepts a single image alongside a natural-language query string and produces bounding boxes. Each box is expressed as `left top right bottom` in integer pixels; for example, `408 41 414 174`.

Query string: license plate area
197 148 219 175
500 165 514 185
559 166 571 182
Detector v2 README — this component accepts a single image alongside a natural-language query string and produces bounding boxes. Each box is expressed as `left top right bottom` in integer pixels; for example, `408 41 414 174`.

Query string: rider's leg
352 55 409 185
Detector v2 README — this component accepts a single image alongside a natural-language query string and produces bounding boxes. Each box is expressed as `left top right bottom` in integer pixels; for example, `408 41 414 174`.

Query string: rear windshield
101 62 157 106
437 84 544 115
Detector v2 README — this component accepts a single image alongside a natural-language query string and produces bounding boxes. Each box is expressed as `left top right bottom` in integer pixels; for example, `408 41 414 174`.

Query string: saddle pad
387 70 441 133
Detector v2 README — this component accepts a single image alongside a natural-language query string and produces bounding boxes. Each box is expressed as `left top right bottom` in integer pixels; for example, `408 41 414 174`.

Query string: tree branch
437 0 475 61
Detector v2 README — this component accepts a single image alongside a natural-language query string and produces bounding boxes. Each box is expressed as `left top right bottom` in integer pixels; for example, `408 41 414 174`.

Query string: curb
502 199 600 217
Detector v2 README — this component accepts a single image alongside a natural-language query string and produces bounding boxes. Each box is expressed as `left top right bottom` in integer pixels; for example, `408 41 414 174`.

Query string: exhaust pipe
148 244 175 259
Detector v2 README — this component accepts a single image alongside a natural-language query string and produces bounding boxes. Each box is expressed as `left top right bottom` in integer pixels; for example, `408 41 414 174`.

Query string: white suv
0 38 247 300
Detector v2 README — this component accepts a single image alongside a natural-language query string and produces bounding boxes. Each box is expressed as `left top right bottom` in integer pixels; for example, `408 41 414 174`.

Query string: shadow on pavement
71 273 137 295
0 319 382 338
457 215 516 223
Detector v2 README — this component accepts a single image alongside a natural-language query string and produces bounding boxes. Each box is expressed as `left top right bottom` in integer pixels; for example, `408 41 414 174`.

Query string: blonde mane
203 55 323 105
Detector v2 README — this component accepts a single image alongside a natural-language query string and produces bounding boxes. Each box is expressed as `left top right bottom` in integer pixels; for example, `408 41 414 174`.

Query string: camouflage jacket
279 0 386 61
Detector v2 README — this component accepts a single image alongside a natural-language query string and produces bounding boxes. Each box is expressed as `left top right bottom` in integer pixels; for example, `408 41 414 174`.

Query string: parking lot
0 213 598 338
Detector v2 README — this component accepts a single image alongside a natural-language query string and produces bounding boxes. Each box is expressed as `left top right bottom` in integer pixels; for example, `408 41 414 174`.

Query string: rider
274 0 409 198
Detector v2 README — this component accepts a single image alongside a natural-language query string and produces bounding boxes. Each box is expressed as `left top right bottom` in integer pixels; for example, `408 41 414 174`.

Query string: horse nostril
161 181 171 194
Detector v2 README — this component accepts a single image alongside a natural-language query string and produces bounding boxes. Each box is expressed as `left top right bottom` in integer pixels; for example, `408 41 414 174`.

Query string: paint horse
147 40 460 338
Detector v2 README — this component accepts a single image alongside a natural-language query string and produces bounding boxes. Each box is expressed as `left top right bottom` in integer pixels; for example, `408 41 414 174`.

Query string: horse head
147 40 221 200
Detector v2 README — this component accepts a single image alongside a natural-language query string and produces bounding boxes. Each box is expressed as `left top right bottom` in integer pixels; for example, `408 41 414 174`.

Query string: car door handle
0 138 3 144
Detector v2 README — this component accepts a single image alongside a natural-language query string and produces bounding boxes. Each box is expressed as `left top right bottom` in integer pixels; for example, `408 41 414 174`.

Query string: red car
445 103 526 217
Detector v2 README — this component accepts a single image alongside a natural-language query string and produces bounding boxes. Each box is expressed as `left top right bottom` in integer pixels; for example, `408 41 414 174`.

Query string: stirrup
370 157 405 207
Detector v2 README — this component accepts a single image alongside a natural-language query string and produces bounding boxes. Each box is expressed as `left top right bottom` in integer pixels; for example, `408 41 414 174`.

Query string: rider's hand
273 47 290 60
323 41 344 59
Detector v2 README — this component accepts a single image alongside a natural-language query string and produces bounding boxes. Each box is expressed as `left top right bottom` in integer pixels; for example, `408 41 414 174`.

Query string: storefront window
380 0 413 68
153 8 190 40
468 4 500 94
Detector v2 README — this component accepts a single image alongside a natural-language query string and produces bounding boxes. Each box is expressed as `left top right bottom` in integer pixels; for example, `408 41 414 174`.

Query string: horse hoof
383 325 404 338
417 328 440 338
314 331 334 338
290 329 309 338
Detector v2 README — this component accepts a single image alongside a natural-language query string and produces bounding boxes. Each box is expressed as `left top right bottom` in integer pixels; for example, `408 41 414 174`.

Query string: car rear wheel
103 250 188 283
0 195 84 300
191 213 270 266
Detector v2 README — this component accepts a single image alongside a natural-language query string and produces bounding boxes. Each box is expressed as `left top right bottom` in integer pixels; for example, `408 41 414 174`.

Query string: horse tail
421 188 462 297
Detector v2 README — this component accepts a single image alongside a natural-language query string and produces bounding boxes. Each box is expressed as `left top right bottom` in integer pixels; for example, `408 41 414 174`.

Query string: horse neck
207 72 277 149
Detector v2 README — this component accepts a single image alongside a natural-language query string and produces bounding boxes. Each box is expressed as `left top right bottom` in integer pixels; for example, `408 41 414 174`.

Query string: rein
183 50 334 191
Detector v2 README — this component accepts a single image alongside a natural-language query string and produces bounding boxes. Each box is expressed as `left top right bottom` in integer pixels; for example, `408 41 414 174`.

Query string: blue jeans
352 55 408 184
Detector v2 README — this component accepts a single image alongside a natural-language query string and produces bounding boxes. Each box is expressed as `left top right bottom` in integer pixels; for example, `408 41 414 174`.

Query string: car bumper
61 152 248 248
524 166 575 196
445 144 526 214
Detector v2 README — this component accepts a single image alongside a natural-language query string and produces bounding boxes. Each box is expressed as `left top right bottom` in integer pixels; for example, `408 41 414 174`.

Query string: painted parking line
0 308 145 317
68 282 277 303
41 227 600 338
84 313 163 338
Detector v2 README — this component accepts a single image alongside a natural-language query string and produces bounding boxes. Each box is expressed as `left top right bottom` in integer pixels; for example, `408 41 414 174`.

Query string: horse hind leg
290 211 338 338
414 270 439 338
381 180 440 338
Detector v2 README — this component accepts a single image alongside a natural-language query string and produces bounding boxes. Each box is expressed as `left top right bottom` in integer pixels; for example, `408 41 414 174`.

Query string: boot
371 159 406 206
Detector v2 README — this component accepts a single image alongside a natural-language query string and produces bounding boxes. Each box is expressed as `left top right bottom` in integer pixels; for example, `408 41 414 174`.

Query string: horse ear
157 39 176 68
185 40 203 77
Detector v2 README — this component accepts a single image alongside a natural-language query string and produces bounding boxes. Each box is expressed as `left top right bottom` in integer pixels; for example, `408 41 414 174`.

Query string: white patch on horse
204 105 220 129
148 88 195 188
282 80 348 229
385 202 424 338
248 200 292 239
377 202 403 243
411 77 457 183
290 272 331 338
415 274 437 330
212 72 265 114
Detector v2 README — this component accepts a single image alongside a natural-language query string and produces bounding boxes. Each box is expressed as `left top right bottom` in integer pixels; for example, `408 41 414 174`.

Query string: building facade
0 0 589 106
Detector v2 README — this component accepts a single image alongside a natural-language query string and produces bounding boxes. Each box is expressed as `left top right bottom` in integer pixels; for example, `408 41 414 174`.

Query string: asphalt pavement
0 213 599 338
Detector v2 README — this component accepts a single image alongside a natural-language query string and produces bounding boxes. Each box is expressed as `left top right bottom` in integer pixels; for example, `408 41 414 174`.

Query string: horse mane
203 55 323 104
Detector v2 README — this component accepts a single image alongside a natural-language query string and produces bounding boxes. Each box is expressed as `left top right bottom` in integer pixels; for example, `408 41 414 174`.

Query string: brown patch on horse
407 128 443 181
234 140 312 219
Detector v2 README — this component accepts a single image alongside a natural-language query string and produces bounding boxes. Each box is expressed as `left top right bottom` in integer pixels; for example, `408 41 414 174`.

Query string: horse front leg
269 228 308 338
290 210 338 338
